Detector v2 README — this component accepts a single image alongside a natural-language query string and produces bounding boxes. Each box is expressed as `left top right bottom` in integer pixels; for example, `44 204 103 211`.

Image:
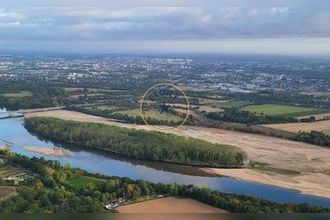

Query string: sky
1 0 330 55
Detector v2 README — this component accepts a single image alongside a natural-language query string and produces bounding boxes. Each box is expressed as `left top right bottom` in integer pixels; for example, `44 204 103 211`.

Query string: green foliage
225 91 330 109
241 104 327 117
24 117 244 167
0 151 328 213
69 176 106 189
206 108 298 125
0 80 65 110
294 131 330 147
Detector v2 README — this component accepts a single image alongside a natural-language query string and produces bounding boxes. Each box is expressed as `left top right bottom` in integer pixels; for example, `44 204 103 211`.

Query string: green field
116 108 183 122
86 105 120 111
69 176 106 188
0 91 33 98
241 104 329 117
220 101 250 109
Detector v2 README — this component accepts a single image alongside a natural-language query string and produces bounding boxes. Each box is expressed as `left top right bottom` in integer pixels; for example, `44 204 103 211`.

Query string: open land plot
0 166 22 178
195 105 224 113
85 105 121 111
295 112 330 121
64 87 85 92
0 91 33 98
0 165 28 181
117 197 227 213
0 186 16 200
25 109 330 198
69 176 106 189
68 93 105 99
196 99 249 109
262 120 330 135
241 104 329 117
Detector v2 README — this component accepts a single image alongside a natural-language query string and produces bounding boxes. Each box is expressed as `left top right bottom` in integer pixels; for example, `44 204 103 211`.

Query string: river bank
24 109 330 199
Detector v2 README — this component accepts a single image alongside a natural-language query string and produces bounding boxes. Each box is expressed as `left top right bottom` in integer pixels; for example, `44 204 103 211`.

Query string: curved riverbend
1 117 330 208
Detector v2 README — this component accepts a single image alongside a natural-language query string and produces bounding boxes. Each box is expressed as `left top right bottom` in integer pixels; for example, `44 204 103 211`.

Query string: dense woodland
205 108 298 125
0 151 328 213
24 117 244 167
0 81 65 110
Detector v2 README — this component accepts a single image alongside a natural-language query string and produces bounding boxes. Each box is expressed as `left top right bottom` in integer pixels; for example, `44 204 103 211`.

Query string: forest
0 151 328 213
0 80 65 110
24 117 244 167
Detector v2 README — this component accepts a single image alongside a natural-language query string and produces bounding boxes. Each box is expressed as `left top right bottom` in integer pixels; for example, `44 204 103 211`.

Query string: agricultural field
197 99 249 109
0 91 33 98
68 176 106 189
263 120 330 135
0 165 26 178
241 104 329 117
116 197 227 213
219 100 250 109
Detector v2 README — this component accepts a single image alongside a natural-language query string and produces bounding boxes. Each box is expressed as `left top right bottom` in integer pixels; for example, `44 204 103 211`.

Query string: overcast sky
1 0 330 55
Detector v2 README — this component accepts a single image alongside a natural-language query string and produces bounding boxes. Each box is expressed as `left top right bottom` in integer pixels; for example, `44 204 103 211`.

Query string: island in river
24 109 330 199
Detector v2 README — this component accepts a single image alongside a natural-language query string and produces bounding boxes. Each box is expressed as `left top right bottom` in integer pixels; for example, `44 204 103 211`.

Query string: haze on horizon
1 0 330 55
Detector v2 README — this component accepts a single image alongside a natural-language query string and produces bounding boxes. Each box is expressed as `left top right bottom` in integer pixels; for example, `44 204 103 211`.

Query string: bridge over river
0 106 65 120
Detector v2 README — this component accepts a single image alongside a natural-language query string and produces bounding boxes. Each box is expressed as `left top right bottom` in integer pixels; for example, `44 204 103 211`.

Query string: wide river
1 116 330 208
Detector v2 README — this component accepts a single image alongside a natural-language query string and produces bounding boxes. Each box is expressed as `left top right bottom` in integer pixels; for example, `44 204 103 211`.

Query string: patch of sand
203 168 330 198
25 110 330 198
262 120 330 135
117 197 227 213
25 146 70 157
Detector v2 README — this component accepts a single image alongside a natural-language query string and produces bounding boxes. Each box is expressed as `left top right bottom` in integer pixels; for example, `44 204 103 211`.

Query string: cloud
0 1 329 54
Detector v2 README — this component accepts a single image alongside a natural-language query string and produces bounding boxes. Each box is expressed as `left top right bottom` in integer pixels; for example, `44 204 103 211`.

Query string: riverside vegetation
0 151 328 213
24 117 244 167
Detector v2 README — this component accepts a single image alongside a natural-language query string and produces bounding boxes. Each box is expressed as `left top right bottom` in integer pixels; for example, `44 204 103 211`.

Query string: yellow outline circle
140 83 190 130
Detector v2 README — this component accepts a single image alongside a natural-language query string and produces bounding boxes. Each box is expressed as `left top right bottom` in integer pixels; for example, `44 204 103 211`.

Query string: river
1 116 330 208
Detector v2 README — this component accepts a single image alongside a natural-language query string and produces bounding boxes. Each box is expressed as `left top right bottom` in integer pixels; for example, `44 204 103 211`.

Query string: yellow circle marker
140 82 190 130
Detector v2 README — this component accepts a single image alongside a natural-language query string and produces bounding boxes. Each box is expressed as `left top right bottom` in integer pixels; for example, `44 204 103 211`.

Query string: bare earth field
262 120 330 135
116 197 227 213
25 110 330 198
24 146 71 157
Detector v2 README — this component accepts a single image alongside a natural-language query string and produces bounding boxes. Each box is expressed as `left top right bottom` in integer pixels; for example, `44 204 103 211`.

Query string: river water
1 117 330 208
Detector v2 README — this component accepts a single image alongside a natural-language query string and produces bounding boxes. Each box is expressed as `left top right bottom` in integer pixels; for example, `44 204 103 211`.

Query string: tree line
0 151 328 213
293 131 330 147
25 117 244 167
205 108 298 125
66 105 194 126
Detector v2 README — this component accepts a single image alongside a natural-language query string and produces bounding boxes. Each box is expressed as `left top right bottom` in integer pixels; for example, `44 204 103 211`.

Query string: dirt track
25 110 330 198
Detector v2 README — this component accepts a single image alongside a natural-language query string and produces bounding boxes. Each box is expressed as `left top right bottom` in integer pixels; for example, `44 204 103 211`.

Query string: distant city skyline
1 0 330 55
